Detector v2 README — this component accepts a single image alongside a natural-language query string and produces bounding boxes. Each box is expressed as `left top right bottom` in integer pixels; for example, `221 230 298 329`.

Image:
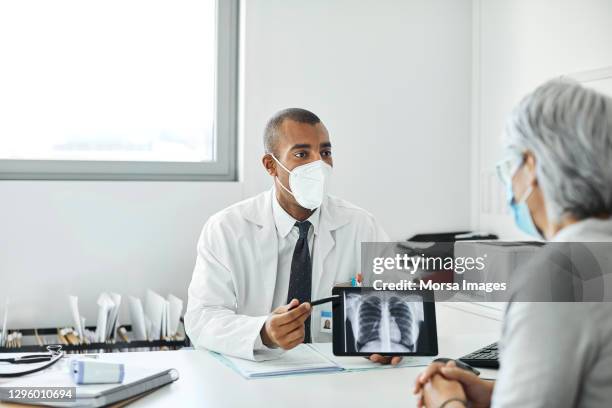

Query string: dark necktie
286 220 312 343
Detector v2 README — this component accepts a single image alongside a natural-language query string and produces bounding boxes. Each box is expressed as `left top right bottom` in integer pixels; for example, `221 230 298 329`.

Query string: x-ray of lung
344 291 425 353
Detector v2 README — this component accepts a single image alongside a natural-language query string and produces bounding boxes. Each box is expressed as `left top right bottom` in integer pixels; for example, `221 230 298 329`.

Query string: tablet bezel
331 287 438 356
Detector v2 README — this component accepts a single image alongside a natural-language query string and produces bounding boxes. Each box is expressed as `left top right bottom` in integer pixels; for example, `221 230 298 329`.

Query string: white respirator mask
271 154 332 210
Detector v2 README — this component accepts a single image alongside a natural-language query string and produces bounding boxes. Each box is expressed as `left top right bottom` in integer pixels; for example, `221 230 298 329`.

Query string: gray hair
505 79 612 222
263 108 322 154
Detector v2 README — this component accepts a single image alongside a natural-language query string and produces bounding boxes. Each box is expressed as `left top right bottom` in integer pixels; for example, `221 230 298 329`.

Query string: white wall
472 0 612 237
241 0 473 243
0 0 473 328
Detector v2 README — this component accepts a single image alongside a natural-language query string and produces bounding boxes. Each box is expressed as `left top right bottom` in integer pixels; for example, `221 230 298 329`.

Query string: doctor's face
274 119 333 170
263 119 333 211
264 118 333 184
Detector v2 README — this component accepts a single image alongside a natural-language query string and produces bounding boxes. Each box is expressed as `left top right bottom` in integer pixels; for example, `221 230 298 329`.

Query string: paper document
213 343 434 379
144 290 166 340
128 296 147 341
68 296 84 340
1 299 8 347
94 293 115 342
105 293 121 340
167 294 183 337
214 344 342 378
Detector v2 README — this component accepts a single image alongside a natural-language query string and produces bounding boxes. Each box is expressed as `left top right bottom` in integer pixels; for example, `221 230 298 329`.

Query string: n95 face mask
271 155 332 210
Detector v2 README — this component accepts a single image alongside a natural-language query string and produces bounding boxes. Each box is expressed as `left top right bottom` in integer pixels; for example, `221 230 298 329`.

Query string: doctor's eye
321 150 332 157
294 151 307 158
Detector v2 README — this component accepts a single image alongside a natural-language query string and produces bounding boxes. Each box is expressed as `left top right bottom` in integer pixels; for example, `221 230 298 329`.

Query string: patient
414 79 612 407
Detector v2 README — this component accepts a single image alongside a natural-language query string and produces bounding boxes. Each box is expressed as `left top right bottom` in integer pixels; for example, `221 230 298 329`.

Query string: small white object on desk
71 360 125 384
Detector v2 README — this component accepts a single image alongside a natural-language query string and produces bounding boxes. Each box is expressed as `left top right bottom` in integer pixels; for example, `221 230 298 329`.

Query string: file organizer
0 321 190 353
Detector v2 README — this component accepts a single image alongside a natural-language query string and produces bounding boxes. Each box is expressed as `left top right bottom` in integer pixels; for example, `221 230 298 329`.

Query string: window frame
0 0 239 181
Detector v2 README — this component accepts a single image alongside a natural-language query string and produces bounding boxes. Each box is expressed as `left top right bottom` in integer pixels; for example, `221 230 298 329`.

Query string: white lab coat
185 188 389 360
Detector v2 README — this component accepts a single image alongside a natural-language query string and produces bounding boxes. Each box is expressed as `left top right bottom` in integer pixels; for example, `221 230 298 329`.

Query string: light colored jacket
493 218 612 408
184 188 388 360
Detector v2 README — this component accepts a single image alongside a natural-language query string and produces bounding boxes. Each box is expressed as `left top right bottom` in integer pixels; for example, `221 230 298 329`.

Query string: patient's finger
413 362 445 393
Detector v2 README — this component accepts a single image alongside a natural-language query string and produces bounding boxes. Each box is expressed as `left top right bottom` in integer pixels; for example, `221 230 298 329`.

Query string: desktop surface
101 335 497 407
0 305 500 408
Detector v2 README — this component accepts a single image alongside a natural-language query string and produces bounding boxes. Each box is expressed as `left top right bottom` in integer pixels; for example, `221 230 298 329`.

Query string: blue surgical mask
506 183 542 238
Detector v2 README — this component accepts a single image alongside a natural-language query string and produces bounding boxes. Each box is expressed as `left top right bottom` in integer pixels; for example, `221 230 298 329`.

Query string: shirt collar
272 187 320 238
552 217 612 242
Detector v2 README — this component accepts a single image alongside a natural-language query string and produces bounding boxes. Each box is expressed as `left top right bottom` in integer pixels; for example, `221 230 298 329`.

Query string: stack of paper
68 293 122 343
132 290 183 341
67 291 183 343
144 290 165 340
167 294 184 337
94 293 121 342
0 299 8 347
68 296 85 341
128 296 148 341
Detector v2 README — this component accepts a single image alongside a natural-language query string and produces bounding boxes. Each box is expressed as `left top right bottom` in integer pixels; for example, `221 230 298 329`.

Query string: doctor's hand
260 299 312 350
368 354 402 365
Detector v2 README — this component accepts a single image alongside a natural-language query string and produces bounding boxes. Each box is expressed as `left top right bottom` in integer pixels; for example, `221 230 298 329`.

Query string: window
0 0 238 180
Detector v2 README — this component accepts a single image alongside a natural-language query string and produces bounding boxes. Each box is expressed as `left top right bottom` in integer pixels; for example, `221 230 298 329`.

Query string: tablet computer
332 287 438 356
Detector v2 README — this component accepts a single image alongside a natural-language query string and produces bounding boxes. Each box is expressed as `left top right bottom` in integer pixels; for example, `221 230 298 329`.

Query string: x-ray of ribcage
345 292 424 353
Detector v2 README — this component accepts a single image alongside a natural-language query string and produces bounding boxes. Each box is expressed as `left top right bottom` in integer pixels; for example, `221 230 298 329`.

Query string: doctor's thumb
277 299 299 313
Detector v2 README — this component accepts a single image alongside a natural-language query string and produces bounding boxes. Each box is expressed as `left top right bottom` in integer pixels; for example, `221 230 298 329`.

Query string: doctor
185 108 393 362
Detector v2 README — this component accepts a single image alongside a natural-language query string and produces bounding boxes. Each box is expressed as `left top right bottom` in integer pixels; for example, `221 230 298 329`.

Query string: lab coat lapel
313 225 334 298
312 195 350 297
244 189 278 312
257 226 278 312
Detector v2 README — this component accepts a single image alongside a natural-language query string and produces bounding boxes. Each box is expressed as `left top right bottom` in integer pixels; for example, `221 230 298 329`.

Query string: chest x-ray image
343 291 425 353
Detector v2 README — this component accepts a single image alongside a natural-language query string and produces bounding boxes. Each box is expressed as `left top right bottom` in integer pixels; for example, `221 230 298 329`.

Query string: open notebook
211 343 433 379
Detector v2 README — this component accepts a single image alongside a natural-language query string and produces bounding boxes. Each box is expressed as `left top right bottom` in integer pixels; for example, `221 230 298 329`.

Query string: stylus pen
310 295 340 306
289 295 340 309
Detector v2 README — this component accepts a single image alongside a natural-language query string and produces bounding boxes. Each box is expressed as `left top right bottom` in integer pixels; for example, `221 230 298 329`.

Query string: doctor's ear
262 154 277 176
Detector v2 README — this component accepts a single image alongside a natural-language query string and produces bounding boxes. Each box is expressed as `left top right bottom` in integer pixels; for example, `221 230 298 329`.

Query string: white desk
1 305 501 408
106 305 501 407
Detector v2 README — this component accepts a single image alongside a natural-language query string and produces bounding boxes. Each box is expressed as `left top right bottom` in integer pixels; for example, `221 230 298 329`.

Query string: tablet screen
332 287 438 356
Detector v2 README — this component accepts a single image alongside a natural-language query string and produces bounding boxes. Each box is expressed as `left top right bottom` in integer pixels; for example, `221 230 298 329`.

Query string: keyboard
458 342 499 368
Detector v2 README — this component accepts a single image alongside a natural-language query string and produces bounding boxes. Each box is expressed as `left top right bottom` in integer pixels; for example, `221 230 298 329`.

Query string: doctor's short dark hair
264 108 322 154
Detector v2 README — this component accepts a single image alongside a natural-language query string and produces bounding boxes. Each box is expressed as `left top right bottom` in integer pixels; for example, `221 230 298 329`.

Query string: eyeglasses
496 152 524 187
